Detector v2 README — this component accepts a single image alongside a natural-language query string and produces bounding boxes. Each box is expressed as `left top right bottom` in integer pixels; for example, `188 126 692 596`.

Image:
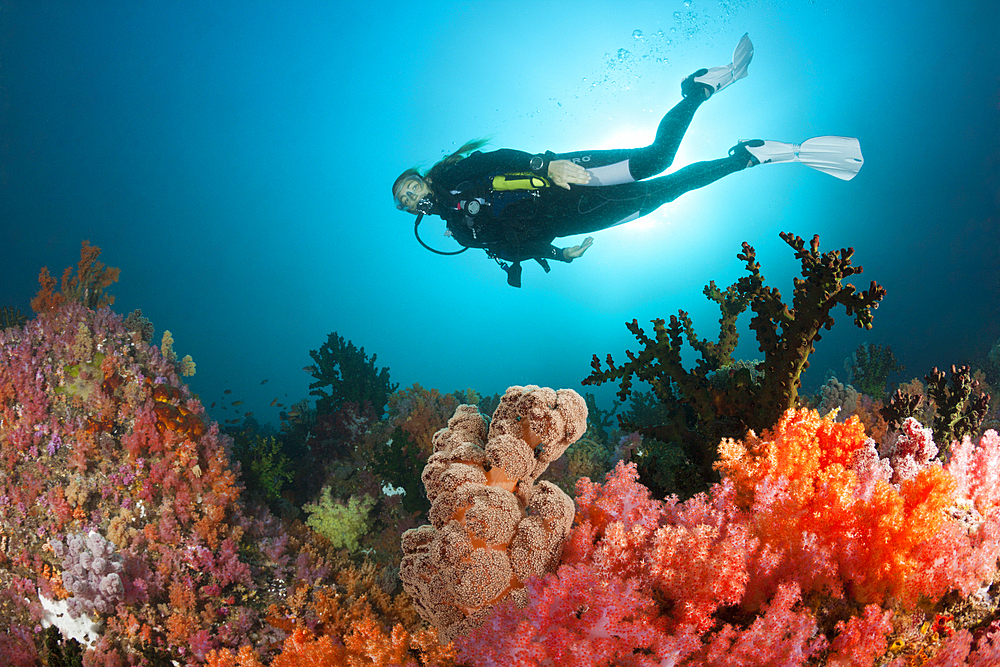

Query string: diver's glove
504 261 523 288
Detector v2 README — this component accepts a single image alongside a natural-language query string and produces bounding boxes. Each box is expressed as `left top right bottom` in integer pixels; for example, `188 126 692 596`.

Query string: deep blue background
4 1 998 425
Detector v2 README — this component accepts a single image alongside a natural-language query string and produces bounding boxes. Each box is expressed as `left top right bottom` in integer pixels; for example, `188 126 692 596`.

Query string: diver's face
395 177 431 213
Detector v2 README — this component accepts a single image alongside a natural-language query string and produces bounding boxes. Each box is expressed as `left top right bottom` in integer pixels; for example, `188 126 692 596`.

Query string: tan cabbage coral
399 385 588 643
817 375 859 420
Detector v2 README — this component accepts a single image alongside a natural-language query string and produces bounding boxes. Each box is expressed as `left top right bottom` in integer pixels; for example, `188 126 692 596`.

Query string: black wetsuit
430 95 748 286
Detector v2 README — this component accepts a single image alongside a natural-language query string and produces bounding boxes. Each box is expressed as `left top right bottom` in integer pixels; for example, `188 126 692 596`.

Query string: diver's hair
425 137 491 182
392 138 491 201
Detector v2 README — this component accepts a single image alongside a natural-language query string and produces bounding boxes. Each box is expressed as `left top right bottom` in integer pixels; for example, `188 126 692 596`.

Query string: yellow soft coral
304 488 376 553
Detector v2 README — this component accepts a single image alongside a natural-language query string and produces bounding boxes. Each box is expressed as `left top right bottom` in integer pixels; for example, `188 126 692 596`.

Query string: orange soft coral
208 608 455 667
717 408 957 607
30 240 120 313
386 384 461 457
206 631 345 667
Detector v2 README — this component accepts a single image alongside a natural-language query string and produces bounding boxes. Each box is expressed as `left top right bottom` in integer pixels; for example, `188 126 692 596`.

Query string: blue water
3 0 998 425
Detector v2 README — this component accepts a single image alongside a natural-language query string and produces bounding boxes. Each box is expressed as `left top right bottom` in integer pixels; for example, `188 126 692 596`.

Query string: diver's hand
563 237 594 260
548 159 592 190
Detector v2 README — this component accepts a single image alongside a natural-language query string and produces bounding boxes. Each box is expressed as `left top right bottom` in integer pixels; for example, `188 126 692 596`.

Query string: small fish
210 402 216 408
232 400 243 407
303 365 317 374
244 411 253 418
261 379 268 385
224 389 232 395
270 398 278 407
276 403 284 409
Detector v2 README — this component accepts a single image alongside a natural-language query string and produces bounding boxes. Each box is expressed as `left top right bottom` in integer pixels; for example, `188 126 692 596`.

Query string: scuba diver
392 34 864 287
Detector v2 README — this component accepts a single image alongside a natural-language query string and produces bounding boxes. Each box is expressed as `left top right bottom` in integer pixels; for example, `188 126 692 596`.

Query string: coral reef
455 408 1000 666
399 386 588 643
583 232 886 493
1 303 250 660
8 243 1000 666
0 302 442 665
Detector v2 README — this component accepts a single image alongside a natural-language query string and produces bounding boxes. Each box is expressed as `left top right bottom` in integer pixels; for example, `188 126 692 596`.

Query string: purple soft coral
51 531 124 617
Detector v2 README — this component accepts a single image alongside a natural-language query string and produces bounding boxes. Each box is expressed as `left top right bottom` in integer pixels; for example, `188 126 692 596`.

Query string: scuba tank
489 172 551 218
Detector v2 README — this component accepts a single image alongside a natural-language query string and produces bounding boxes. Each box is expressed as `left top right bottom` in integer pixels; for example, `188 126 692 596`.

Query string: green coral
850 342 904 400
303 487 376 553
1 306 28 331
232 435 294 507
883 364 992 451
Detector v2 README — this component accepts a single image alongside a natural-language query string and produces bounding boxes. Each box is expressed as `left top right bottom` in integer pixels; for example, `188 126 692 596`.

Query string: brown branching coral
882 364 992 451
584 233 886 480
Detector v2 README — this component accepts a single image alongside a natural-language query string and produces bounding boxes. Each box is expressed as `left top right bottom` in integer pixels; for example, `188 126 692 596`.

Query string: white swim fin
743 136 865 181
684 33 754 98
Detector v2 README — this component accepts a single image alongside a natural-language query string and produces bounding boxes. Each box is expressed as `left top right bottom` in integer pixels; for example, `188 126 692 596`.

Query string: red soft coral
700 582 826 666
648 480 754 633
825 604 893 667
